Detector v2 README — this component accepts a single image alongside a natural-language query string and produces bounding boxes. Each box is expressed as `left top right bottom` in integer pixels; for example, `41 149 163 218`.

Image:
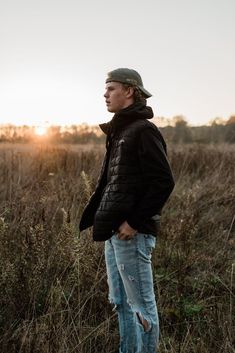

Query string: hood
99 102 154 135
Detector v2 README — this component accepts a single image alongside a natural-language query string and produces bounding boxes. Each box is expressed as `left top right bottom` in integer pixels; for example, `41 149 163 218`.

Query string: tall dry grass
0 143 234 353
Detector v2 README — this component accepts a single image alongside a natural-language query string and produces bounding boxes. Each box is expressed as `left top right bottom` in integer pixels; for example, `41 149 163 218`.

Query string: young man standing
79 68 175 353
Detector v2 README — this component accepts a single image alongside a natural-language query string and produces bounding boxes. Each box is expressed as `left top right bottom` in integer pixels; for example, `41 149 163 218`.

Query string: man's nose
104 91 108 98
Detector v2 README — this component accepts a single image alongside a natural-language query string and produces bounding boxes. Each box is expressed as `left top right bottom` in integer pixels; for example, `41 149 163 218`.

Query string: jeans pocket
144 234 156 256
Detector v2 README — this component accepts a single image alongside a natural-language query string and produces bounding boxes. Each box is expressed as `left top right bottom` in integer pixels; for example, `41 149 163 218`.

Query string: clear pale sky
1 0 235 126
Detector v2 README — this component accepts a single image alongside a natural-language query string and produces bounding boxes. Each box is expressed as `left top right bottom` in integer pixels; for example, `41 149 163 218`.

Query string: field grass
0 143 234 353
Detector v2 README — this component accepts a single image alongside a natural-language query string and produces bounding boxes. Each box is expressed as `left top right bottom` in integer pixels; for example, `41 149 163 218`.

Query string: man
79 68 175 353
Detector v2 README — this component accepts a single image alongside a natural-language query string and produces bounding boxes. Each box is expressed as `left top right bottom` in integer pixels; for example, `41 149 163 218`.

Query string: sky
0 0 235 127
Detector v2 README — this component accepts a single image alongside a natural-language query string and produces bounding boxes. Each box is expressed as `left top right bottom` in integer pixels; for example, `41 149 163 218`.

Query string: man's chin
107 106 115 113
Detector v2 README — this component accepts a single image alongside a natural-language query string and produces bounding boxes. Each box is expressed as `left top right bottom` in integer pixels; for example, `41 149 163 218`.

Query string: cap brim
139 86 152 98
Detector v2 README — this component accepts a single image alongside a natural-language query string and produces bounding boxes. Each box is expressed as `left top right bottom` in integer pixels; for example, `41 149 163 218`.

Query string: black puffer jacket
79 102 175 241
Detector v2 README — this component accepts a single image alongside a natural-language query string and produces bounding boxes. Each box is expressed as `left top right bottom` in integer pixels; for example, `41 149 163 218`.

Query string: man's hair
123 83 147 104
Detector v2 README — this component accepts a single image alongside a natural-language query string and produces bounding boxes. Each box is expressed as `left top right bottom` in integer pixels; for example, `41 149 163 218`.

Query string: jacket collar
99 102 153 136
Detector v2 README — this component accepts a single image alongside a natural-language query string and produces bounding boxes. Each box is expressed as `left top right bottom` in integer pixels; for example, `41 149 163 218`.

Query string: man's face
104 81 134 113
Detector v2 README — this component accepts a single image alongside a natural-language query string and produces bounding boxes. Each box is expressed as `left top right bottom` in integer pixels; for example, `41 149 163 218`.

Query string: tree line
0 115 234 144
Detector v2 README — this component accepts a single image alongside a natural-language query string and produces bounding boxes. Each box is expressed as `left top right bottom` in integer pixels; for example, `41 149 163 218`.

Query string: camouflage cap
105 68 152 98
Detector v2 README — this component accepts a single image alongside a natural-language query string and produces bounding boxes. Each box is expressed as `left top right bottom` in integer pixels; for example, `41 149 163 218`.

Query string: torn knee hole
108 298 121 312
136 312 150 332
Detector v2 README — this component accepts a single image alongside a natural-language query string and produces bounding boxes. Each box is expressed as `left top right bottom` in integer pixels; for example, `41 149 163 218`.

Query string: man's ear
125 86 134 99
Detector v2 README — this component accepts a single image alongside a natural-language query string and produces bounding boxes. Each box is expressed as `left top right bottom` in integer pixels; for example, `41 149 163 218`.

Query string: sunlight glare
34 126 48 136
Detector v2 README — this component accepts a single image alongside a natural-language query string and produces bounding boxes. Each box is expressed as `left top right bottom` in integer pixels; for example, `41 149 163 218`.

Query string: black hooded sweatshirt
79 102 175 241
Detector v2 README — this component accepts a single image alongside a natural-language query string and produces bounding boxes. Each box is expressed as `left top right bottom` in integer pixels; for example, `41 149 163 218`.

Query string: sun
34 126 48 136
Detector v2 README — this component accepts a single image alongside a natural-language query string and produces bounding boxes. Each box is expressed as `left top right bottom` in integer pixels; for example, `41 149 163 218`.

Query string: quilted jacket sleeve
126 127 175 230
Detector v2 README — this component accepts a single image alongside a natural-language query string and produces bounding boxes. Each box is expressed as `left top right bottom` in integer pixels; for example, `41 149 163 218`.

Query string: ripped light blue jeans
105 233 159 353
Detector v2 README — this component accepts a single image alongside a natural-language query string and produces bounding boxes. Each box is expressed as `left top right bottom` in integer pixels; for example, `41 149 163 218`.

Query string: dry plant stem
230 263 235 342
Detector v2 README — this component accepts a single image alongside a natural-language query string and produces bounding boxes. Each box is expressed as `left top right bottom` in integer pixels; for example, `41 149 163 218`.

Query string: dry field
0 143 234 353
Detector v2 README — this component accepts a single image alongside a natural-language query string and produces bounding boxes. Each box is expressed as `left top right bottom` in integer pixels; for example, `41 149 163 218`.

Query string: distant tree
210 117 226 126
47 126 61 142
226 115 235 125
172 116 192 143
225 115 235 143
208 117 227 143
